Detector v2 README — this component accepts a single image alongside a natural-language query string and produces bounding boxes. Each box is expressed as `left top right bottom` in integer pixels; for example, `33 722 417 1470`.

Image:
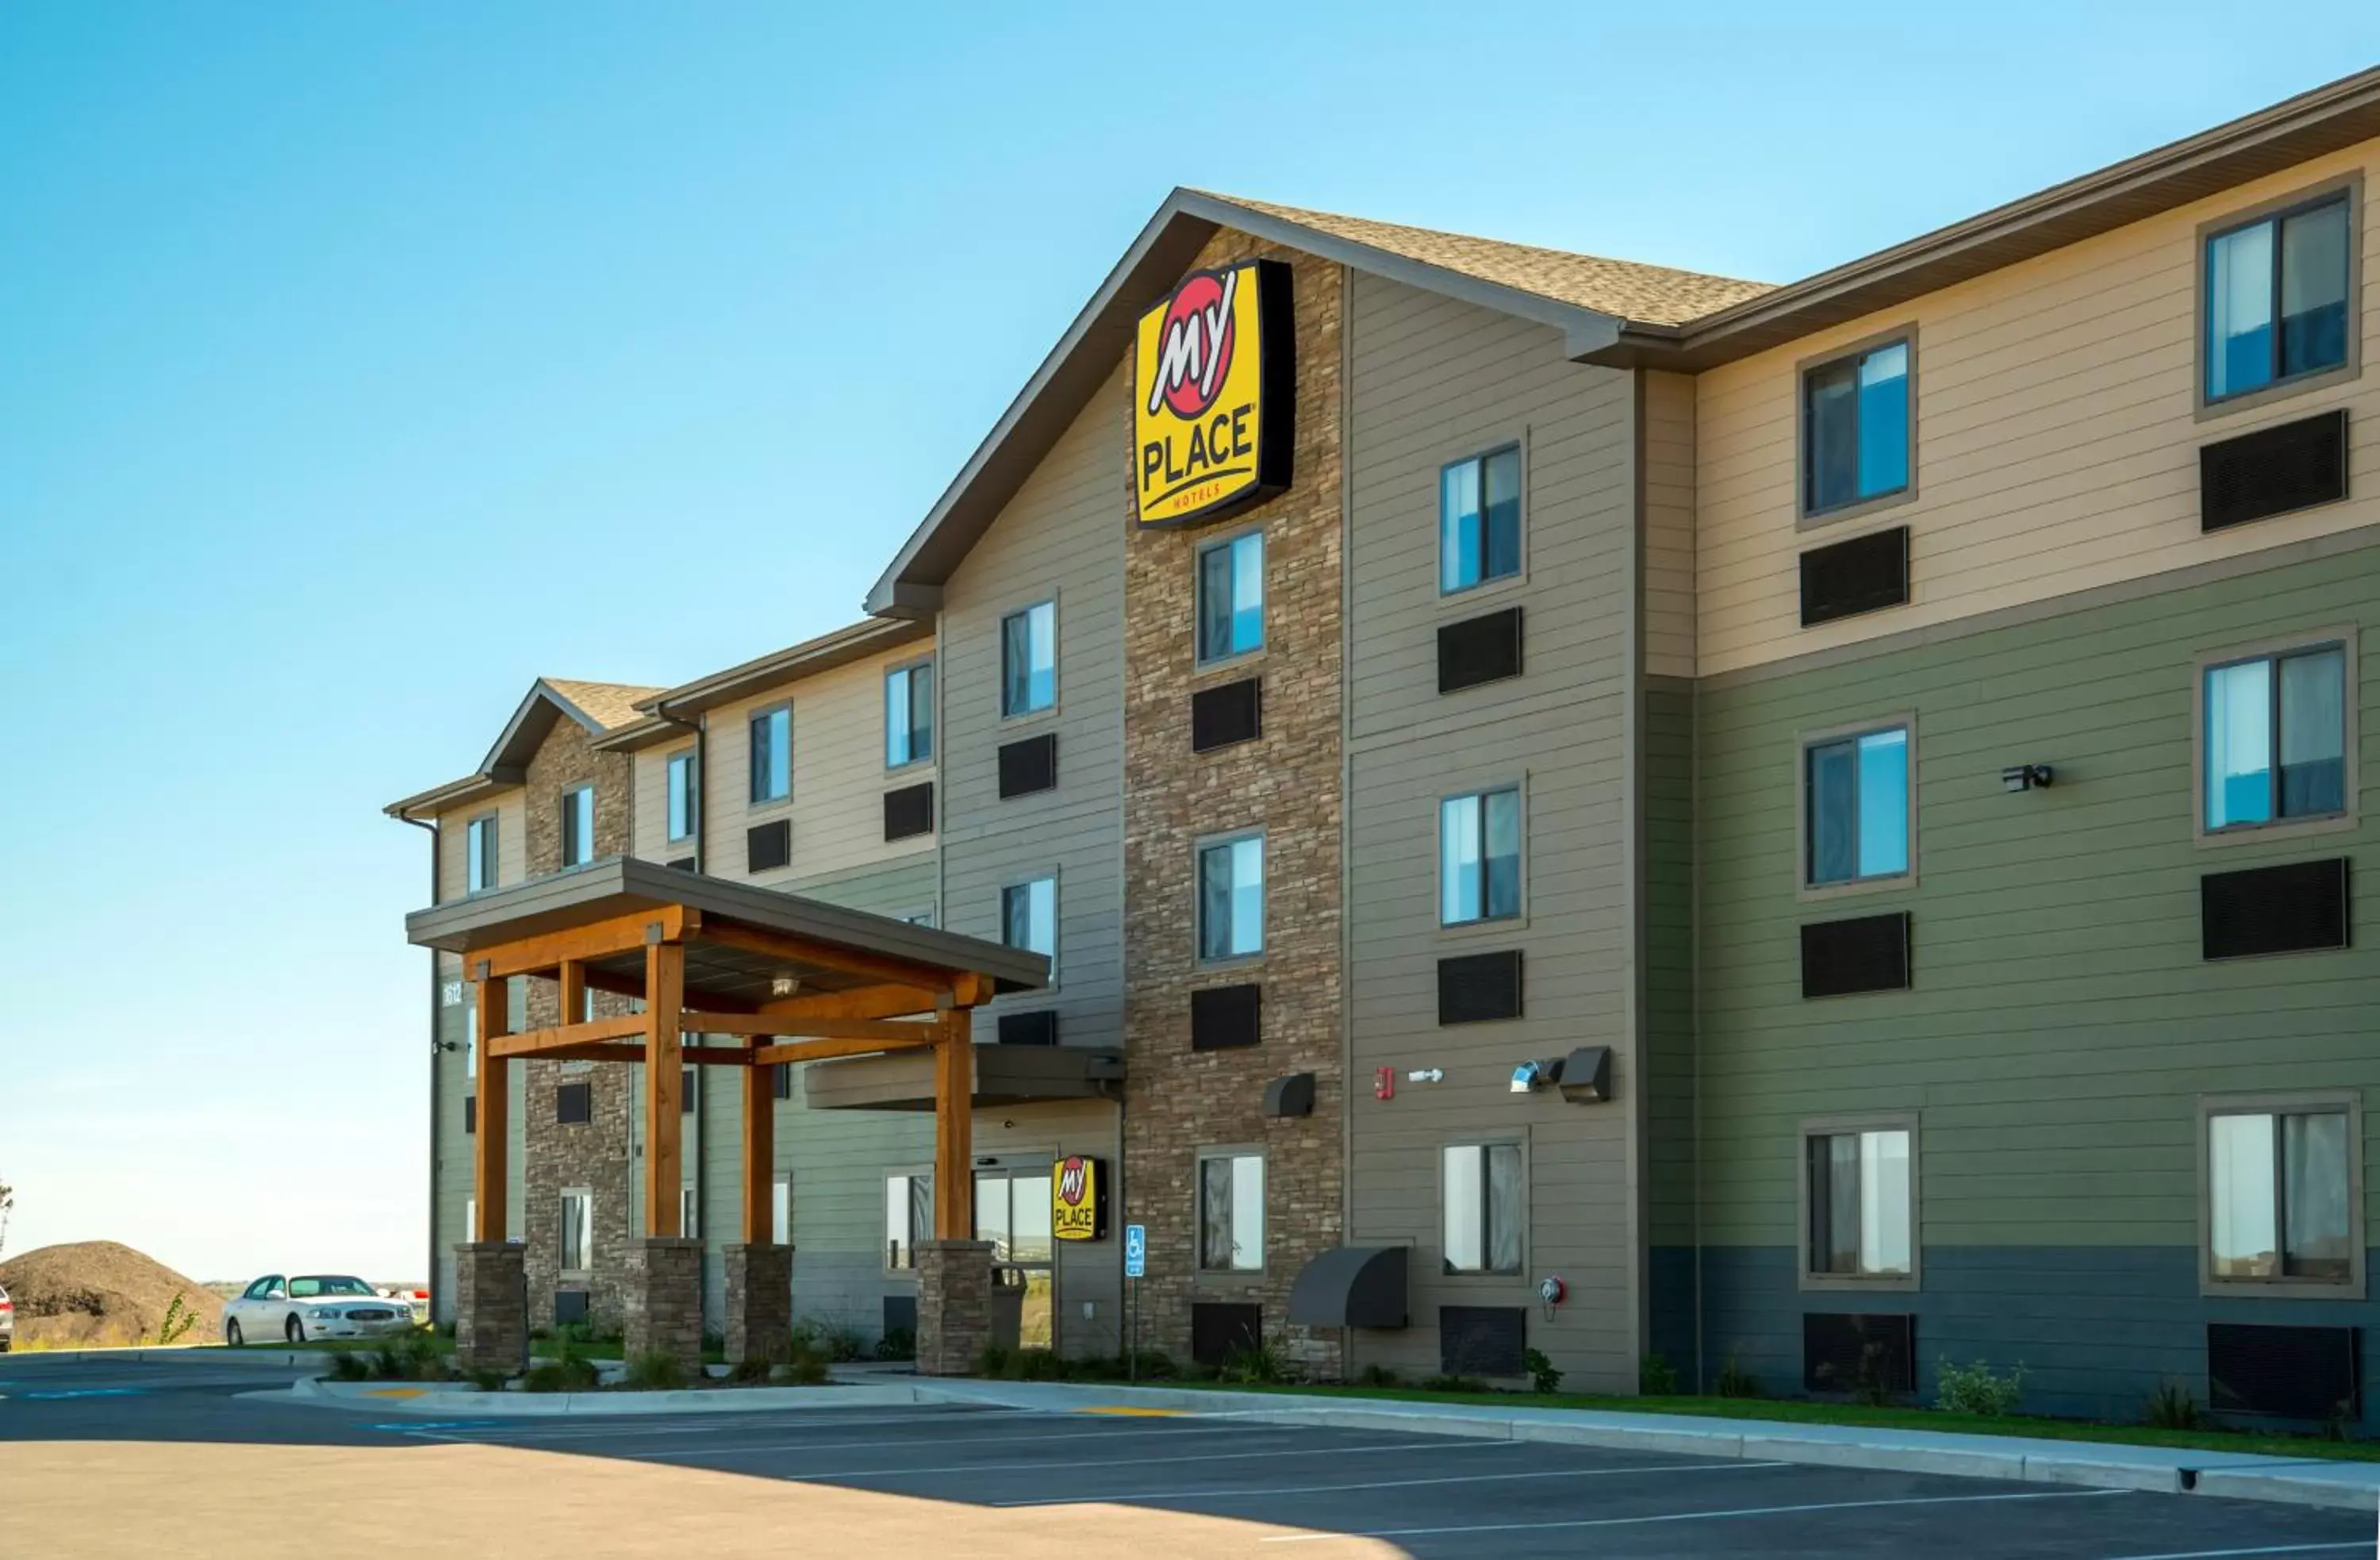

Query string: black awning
1288 1245 1408 1330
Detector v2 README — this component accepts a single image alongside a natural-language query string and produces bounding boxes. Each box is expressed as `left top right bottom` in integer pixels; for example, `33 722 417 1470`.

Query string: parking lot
2 1354 2374 1558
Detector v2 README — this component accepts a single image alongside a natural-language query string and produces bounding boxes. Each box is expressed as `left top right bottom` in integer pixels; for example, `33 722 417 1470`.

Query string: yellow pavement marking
1078 1406 1184 1417
365 1388 428 1399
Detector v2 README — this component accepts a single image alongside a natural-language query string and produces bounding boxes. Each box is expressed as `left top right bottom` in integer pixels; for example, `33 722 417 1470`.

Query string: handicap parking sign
1123 1223 1146 1278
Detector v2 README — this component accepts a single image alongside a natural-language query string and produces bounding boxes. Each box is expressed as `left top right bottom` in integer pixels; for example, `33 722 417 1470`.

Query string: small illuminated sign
1051 1154 1107 1242
1131 259 1294 529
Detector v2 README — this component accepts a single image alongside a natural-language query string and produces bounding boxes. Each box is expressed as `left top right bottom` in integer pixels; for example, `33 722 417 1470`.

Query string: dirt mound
0 1241 225 1348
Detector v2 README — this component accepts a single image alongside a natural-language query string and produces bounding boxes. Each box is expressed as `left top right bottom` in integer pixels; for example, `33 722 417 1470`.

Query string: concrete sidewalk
916 1378 2380 1515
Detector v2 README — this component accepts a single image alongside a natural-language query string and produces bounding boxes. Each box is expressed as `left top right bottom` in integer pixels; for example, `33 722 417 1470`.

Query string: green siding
1642 683 1698 1251
1696 545 2380 1254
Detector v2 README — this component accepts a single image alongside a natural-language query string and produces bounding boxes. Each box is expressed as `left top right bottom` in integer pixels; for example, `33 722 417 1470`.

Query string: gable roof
383 677 661 819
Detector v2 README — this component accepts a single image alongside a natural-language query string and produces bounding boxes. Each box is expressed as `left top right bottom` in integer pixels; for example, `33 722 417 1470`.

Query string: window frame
1439 1138 1527 1278
665 747 699 844
559 783 596 868
747 701 793 809
885 656 935 770
2191 629 2359 847
1193 828 1266 966
1193 1146 1267 1279
2198 1090 2365 1300
1795 1112 1921 1294
884 1167 934 1274
1000 870 1060 987
2194 173 2364 421
1795 325 1920 528
1437 440 1528 599
559 1187 593 1276
1000 597 1060 720
466 812 499 894
771 1173 793 1247
1795 713 1919 900
1438 782 1527 931
1194 525 1268 668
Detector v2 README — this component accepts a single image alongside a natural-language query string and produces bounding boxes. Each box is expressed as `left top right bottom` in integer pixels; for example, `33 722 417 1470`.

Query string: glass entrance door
975 1168 1054 1349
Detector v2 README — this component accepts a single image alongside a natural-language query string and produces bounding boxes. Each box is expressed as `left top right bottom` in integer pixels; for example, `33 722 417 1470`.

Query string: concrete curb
910 1380 2380 1515
0 1347 321 1370
280 1377 935 1416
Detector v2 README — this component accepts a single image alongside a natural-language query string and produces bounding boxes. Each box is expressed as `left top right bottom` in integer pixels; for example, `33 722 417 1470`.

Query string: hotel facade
391 70 2380 1424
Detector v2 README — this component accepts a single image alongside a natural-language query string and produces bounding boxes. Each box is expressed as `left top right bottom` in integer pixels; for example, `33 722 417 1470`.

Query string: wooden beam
473 908 685 982
643 940 685 1237
540 1042 752 1066
697 920 955 994
486 1014 647 1059
932 1010 973 1240
684 1011 937 1043
471 974 510 1243
558 959 586 1024
756 983 945 1021
741 1057 774 1246
747 1032 942 1067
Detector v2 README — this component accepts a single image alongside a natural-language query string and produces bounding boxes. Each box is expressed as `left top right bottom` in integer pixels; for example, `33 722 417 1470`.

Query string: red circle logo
1155 273 1234 419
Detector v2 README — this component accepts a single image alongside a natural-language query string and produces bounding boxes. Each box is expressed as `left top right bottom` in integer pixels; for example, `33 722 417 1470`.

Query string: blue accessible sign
1123 1223 1147 1279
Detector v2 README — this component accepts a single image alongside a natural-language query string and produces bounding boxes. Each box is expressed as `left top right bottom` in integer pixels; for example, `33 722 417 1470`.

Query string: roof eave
639 617 931 720
384 769 523 821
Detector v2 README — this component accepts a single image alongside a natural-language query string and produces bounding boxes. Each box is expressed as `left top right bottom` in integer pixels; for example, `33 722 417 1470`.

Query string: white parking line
993 1458 1795 1508
416 1409 1035 1443
701 1436 1524 1481
1257 1485 2130 1542
620 1422 1433 1464
2098 1547 2378 1559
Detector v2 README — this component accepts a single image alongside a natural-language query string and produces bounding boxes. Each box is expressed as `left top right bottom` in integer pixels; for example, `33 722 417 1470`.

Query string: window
2205 192 2353 404
2208 1101 2357 1287
559 1190 592 1273
559 785 595 867
1805 724 1910 887
886 660 934 767
1001 601 1057 716
2204 645 2347 830
1802 336 1911 516
466 813 498 893
242 1276 276 1301
749 704 790 804
772 1174 792 1247
1440 446 1522 594
463 1201 474 1243
1804 1125 1914 1283
681 1185 699 1241
1440 788 1521 925
1197 835 1264 960
1442 1143 1523 1274
666 750 698 843
1197 532 1265 662
1197 1151 1265 1273
885 1172 933 1270
463 1006 478 1079
973 1169 1054 1264
1003 876 1056 978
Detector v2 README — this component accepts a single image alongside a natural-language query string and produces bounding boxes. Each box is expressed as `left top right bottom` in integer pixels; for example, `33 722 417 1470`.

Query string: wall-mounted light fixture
2001 763 2054 793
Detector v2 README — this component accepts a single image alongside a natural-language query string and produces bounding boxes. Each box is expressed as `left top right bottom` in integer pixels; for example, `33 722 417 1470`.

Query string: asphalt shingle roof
542 678 666 732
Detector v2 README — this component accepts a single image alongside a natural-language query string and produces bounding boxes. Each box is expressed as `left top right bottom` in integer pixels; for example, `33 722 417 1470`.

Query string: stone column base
454 1242 527 1374
622 1236 705 1374
916 1239 994 1377
723 1243 793 1365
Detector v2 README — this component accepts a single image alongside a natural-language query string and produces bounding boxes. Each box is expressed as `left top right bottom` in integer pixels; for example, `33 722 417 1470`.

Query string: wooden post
558 959 586 1024
932 1008 973 1240
472 969 510 1243
644 939 685 1237
741 1051 774 1246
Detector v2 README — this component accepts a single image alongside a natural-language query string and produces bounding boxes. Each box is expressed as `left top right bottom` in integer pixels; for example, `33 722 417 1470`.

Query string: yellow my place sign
1131 258 1294 528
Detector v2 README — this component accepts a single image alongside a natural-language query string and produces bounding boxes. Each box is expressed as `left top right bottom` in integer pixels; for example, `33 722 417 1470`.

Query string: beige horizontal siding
1641 370 1697 678
1698 139 2380 677
631 741 697 865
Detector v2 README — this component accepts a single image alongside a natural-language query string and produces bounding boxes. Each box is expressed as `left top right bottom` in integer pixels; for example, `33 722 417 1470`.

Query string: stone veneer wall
517 713 639 1332
1120 238 1345 1374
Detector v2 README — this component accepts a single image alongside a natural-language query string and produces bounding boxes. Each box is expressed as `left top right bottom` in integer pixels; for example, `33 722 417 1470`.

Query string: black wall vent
1438 950 1523 1024
1191 982 1262 1051
1799 525 1910 627
997 733 1058 798
998 1009 1058 1047
1802 913 1912 997
1192 677 1264 752
2202 858 2348 960
2202 409 2349 533
746 818 791 873
883 781 935 841
882 1293 918 1340
666 855 697 873
1804 1312 1916 1397
1438 607 1524 694
552 1289 589 1327
772 1062 793 1101
463 1094 477 1135
1439 1305 1528 1377
2209 1323 2361 1420
555 1082 592 1125
681 1066 696 1113
1192 1302 1264 1367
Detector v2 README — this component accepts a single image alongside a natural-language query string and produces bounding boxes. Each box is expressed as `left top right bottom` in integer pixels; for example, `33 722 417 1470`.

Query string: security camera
2001 763 2053 793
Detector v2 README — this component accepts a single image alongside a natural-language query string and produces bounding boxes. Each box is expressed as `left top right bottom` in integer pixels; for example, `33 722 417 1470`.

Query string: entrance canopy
405 855 1048 1250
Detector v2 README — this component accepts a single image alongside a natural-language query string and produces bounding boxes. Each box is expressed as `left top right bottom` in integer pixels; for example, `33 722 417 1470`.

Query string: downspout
402 813 441 1317
651 705 707 1247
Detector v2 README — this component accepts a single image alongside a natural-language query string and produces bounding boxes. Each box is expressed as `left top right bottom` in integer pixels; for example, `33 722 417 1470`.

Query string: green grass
1084 1378 2380 1465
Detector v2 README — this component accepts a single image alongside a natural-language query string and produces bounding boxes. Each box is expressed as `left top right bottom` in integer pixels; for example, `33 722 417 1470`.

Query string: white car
221 1274 415 1346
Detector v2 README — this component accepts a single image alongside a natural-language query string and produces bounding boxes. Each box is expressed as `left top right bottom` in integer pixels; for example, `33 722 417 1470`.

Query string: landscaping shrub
1354 1363 1402 1388
325 1351 370 1382
623 1351 689 1392
774 1335 831 1385
729 1355 774 1385
2145 1377 2203 1430
875 1327 916 1362
367 1329 448 1382
1934 1358 2026 1417
1178 1362 1223 1383
973 1342 1012 1378
523 1357 599 1393
466 1366 509 1393
1715 1352 1762 1399
1637 1353 1676 1396
1222 1340 1292 1385
153 1293 199 1347
1526 1348 1564 1396
1421 1374 1486 1393
1852 1341 1897 1407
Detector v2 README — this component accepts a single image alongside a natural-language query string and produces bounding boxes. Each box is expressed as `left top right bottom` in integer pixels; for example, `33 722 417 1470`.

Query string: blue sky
1 3 2371 1281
